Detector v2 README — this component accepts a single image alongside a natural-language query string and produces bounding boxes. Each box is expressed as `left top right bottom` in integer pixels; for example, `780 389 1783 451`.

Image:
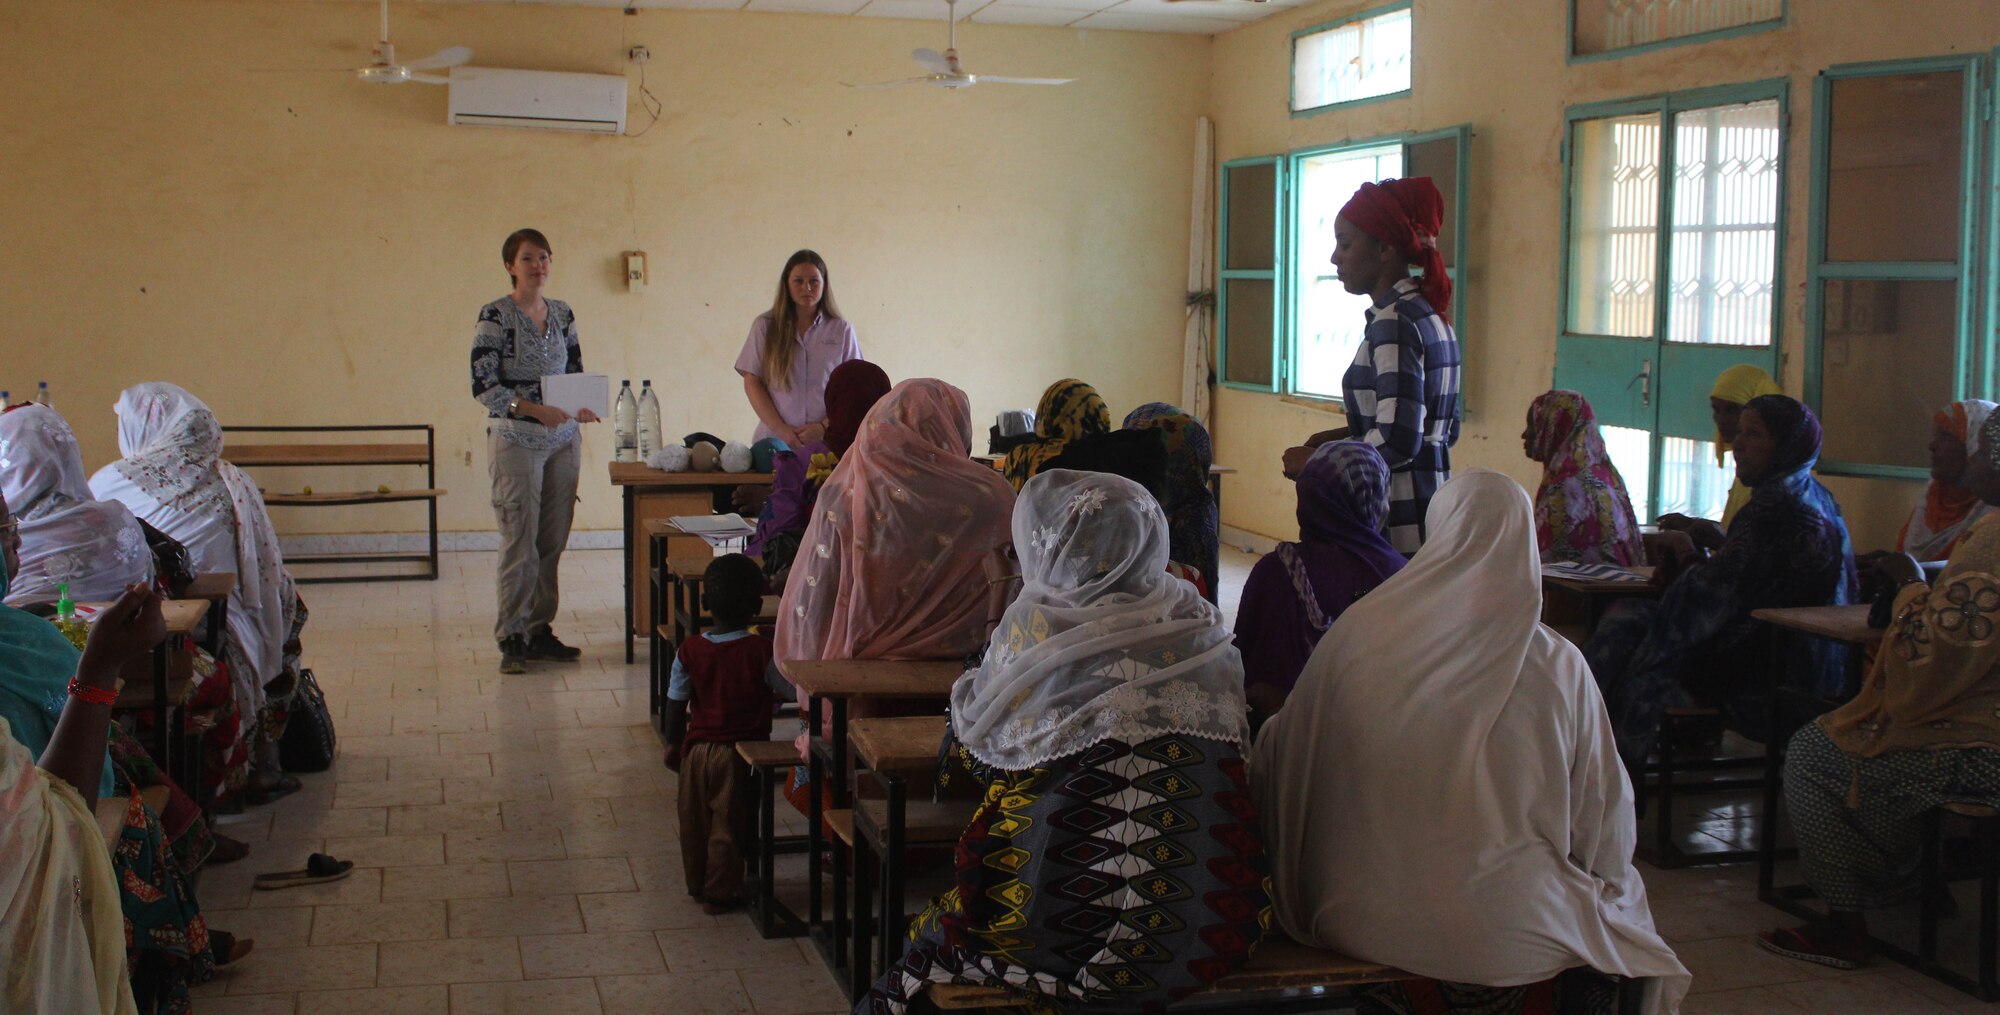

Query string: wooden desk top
86 599 210 636
849 716 948 773
225 443 430 467
973 455 1234 477
780 658 964 699
609 463 774 488
667 554 719 581
183 573 237 599
1752 604 1882 645
1544 566 1657 595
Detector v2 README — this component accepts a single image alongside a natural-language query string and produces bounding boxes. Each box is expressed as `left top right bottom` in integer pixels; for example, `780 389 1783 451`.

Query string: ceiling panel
855 0 990 19
743 0 872 13
966 5 1093 24
1066 9 1227 32
279 0 1281 33
1096 0 1266 20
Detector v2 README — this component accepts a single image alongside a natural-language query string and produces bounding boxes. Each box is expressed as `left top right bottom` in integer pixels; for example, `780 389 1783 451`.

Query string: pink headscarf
776 378 1016 667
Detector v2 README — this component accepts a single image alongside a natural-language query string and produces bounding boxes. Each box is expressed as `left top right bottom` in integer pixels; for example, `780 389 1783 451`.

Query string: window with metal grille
1573 0 1784 58
1291 4 1412 115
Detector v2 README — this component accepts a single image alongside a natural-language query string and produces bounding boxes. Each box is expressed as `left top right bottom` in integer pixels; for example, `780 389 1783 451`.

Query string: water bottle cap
642 379 651 386
621 379 631 386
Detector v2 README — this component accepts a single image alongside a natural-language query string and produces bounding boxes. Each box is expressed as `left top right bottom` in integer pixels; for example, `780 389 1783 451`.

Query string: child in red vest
663 554 785 913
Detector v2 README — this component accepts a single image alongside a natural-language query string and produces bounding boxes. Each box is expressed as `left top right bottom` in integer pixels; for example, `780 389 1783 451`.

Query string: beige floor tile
508 857 638 895
501 797 617 831
376 935 524 986
439 731 528 756
248 867 384 909
575 706 653 729
381 863 514 901
734 962 847 1015
589 748 666 775
297 985 450 1015
519 931 668 979
270 806 390 840
323 833 448 868
309 900 449 944
486 750 604 778
196 995 299 1015
537 728 642 753
606 795 678 831
445 827 567 863
1676 936 1823 994
396 711 491 735
626 854 692 894
447 894 586 938
654 926 810 973
443 774 554 804
576 890 716 933
204 906 317 949
335 780 444 810
558 825 680 859
1765 973 1960 1014
339 734 442 758
219 943 378 994
596 971 754 1015
387 802 505 835
326 756 391 783
449 978 605 1014
548 768 675 799
388 755 497 782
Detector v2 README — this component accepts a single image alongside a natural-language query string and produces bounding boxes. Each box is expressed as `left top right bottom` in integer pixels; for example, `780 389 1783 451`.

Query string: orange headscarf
1896 399 1997 561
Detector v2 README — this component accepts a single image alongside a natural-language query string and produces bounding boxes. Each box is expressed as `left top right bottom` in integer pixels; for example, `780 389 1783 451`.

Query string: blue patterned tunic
1340 277 1461 554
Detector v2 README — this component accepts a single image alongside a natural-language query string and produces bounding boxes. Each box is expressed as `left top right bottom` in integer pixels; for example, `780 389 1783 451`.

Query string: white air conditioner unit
448 67 627 135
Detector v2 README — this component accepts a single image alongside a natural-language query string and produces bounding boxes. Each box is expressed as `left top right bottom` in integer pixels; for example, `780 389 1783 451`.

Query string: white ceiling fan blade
971 75 1075 86
912 47 951 73
844 75 941 89
407 71 451 84
405 46 472 71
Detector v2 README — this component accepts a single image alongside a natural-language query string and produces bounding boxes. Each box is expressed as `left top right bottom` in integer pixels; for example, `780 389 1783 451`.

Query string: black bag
138 520 196 597
279 668 336 773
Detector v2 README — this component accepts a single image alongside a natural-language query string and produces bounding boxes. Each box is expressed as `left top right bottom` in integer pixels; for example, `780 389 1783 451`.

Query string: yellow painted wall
1206 0 1996 550
0 0 1209 534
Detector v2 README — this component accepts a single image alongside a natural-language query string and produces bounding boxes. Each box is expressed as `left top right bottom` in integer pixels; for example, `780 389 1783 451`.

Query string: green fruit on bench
302 486 313 495
378 484 392 494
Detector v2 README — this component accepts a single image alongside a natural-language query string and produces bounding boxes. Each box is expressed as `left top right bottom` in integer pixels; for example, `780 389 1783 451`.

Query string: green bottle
53 583 89 650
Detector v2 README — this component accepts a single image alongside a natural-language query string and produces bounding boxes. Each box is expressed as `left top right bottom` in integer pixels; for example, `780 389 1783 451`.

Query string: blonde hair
761 250 841 392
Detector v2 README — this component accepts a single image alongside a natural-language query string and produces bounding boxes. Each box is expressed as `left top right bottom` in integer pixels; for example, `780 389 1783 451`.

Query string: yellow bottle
53 583 88 651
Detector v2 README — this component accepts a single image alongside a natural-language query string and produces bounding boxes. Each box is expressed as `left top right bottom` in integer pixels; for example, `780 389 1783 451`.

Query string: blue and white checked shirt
1341 277 1462 554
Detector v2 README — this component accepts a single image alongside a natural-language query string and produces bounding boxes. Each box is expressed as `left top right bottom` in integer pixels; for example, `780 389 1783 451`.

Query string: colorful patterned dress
858 728 1271 1014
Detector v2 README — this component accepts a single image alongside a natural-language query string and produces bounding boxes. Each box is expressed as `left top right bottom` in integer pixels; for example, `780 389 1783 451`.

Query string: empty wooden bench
737 738 810 939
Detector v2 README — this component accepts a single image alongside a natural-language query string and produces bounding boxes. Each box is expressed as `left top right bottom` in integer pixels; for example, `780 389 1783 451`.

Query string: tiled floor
190 546 1967 1012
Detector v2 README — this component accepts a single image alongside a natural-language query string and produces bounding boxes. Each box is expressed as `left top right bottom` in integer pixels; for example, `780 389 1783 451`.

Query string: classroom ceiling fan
354 0 471 84
846 0 1073 90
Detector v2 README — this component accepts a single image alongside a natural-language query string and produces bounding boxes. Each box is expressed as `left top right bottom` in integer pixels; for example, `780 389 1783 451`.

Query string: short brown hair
502 228 552 285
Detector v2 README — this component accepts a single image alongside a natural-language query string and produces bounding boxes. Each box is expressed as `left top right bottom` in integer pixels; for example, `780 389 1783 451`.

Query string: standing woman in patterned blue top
1333 178 1461 555
471 228 600 674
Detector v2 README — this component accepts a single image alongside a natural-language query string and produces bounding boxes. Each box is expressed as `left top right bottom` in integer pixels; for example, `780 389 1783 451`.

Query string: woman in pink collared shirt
735 250 864 447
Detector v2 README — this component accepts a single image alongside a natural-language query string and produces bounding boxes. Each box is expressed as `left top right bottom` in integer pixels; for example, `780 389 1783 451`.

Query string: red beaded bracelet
67 679 118 706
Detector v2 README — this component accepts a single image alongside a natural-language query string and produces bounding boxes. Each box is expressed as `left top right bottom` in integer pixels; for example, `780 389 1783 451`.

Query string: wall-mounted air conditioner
448 67 627 135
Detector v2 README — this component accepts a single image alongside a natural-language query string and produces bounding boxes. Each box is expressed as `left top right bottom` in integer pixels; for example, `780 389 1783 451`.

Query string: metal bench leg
808 698 824 930
883 774 907 981
753 763 776 938
851 822 874 1002
1654 723 1677 867
1981 818 1999 1000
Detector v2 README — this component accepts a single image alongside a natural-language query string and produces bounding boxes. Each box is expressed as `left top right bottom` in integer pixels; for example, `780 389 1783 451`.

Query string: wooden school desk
609 463 773 662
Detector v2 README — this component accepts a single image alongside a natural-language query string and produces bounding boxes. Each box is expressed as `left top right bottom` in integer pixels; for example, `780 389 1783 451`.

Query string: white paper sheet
541 372 609 418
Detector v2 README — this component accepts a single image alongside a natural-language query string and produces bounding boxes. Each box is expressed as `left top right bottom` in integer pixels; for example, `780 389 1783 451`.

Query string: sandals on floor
206 834 251 866
252 853 353 891
1756 926 1866 970
210 930 255 966
243 774 303 806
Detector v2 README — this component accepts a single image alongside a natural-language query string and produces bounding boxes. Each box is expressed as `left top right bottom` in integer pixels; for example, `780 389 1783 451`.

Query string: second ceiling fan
848 0 1074 90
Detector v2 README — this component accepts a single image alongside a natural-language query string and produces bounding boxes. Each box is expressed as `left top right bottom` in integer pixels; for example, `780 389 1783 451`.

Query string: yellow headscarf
1711 364 1782 528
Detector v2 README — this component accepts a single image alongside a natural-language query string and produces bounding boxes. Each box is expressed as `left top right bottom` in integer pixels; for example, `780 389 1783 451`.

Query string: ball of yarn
720 441 752 474
688 442 721 472
649 446 691 472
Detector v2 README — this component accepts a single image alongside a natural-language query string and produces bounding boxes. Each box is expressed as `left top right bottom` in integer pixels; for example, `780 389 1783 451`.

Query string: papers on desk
1543 562 1650 584
668 513 757 548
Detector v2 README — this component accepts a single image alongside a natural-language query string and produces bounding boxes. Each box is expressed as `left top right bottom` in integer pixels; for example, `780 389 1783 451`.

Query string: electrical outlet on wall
626 252 647 293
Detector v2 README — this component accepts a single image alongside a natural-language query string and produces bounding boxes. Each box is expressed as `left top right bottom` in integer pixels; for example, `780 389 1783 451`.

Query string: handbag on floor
278 668 336 772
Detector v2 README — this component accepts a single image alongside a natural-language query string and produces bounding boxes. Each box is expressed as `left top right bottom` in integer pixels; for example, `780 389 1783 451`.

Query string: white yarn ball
720 441 752 474
649 446 691 472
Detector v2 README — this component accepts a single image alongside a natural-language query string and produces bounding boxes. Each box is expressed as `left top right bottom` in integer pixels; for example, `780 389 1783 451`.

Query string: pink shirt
734 312 863 443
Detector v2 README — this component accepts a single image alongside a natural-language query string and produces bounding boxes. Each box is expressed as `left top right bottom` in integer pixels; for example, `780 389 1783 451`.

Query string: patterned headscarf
1898 399 1998 562
1001 379 1110 491
1121 402 1219 598
0 406 153 605
1710 364 1782 528
1338 177 1451 320
950 469 1247 771
1525 390 1644 567
1286 441 1404 631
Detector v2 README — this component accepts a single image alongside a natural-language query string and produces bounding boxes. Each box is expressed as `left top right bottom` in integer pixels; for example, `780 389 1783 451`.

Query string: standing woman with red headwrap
1332 177 1462 554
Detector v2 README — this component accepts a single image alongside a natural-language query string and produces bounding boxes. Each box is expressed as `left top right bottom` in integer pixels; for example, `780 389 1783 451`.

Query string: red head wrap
1338 177 1451 321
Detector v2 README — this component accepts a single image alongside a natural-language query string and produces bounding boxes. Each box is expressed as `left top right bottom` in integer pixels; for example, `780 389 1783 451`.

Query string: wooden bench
926 938 1406 1010
1919 802 2000 1000
222 424 443 583
851 792 977 996
736 739 810 939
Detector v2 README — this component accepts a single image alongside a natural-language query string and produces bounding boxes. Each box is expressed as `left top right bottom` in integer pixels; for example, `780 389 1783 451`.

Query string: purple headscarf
1235 442 1407 700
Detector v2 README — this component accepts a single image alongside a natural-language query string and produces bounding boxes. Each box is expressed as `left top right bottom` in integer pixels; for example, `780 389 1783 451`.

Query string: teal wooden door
1555 82 1787 520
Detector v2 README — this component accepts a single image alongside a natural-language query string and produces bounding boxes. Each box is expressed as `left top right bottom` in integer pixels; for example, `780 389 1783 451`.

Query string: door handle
1625 359 1652 408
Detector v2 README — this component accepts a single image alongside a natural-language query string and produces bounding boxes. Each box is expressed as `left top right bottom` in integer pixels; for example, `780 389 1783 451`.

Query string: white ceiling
322 0 1309 35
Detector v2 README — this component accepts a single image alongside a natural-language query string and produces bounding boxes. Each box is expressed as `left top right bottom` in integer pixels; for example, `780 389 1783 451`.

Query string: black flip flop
243 774 303 807
253 853 353 891
1756 926 1864 970
210 930 255 966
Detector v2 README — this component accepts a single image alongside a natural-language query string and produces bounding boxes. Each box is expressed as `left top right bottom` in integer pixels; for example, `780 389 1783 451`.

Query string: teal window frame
1283 124 1473 404
1555 78 1790 515
1804 54 1993 481
1288 1 1413 120
1566 0 1786 65
1217 155 1287 393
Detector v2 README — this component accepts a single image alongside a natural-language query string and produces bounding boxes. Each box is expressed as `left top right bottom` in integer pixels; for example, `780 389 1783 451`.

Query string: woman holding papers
471 227 600 675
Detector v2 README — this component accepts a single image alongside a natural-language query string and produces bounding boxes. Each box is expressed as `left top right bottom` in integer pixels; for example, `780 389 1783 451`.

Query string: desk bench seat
926 938 1406 1010
737 740 803 768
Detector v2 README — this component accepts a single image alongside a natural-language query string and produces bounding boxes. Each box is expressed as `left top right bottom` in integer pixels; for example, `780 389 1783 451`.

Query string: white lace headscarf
0 405 153 606
949 469 1248 771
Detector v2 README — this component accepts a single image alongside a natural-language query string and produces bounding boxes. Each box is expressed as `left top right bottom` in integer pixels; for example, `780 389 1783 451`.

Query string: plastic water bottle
637 380 663 461
0 391 10 410
33 381 50 407
614 380 639 463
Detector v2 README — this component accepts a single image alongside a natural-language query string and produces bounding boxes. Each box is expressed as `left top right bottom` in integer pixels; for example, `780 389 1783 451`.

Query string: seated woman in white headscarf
856 470 1270 1015
1252 470 1689 1015
0 404 153 606
88 383 307 803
